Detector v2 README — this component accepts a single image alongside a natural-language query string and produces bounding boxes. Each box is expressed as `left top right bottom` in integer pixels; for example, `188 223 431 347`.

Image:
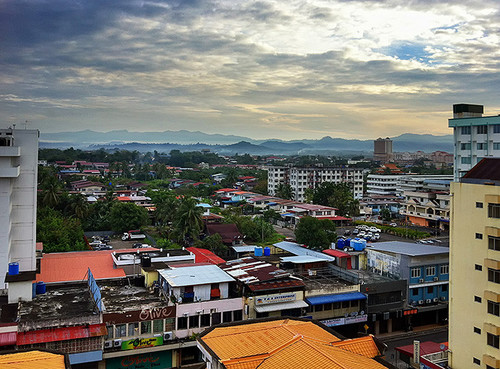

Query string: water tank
142 255 151 268
264 247 271 256
36 281 46 294
351 238 366 251
32 282 37 298
8 262 19 275
337 238 345 250
254 247 263 257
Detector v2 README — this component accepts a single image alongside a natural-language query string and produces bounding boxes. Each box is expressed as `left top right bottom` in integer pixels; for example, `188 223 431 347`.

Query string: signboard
255 293 296 305
321 314 368 327
104 306 176 324
106 350 172 369
121 336 163 351
366 250 401 279
88 268 103 311
413 340 420 364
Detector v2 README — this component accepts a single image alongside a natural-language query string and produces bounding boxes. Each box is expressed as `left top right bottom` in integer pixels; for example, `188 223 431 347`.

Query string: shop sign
106 350 172 369
121 336 163 350
255 293 296 305
321 314 367 327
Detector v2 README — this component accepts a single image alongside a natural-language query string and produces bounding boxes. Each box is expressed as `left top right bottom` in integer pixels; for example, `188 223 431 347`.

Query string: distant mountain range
39 130 454 155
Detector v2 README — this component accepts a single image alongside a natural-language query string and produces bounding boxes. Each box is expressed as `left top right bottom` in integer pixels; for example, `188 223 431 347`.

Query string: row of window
306 300 360 313
411 285 447 296
460 142 500 150
106 318 175 339
461 125 500 135
411 265 448 279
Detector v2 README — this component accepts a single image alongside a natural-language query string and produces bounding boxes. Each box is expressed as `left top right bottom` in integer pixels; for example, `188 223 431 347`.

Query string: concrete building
374 137 393 163
449 158 500 369
267 166 364 202
0 128 39 302
366 174 402 196
449 103 500 180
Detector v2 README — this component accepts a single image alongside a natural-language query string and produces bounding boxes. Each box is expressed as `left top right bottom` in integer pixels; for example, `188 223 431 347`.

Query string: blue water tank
264 247 271 256
254 247 263 257
36 281 46 294
8 262 19 275
32 282 37 298
351 238 366 251
337 238 345 250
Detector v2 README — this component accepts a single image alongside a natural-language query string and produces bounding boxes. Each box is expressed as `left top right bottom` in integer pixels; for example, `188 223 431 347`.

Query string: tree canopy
294 216 337 250
109 202 149 233
311 182 360 217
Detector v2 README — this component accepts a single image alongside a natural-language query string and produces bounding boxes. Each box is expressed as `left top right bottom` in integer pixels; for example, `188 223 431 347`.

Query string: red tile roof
36 250 126 284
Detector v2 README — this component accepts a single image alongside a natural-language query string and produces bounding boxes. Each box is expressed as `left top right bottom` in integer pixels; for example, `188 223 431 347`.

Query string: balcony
0 146 20 157
0 165 20 178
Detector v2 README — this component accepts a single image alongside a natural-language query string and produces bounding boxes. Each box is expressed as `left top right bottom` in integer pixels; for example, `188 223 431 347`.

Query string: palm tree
41 175 62 208
66 193 90 219
174 197 203 245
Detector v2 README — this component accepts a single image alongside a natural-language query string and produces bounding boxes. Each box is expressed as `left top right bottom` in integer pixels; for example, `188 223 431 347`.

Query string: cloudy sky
1 0 500 140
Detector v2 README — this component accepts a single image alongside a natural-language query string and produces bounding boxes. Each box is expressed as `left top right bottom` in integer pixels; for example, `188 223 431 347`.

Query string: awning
17 323 107 345
305 292 367 306
254 300 308 313
281 213 296 217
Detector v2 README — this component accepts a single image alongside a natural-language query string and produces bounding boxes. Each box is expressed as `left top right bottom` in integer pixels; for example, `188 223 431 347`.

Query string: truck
121 230 146 241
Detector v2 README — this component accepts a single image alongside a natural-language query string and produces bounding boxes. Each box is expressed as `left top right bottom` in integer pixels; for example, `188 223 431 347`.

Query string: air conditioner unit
425 299 432 304
196 310 203 314
104 340 113 349
163 331 173 341
418 300 424 305
410 300 417 306
419 279 424 283
440 296 446 301
433 277 438 281
113 339 122 347
433 297 439 303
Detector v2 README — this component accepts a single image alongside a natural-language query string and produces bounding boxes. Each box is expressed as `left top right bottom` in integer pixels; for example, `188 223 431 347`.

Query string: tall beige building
449 158 500 369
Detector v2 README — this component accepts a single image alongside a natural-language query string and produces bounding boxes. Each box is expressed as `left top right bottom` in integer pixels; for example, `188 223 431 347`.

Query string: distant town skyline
2 0 500 140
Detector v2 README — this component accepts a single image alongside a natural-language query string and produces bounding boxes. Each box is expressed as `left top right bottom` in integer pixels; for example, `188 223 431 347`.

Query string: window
426 266 436 276
475 264 483 271
165 318 175 331
489 268 500 283
411 268 421 278
233 310 243 321
495 125 500 133
477 142 486 150
487 333 500 348
427 286 434 294
315 304 324 312
477 125 488 134
441 284 448 292
476 202 483 208
473 357 481 365
153 319 163 333
141 321 151 335
488 300 500 316
106 326 114 339
412 289 419 296
488 203 500 218
212 313 221 325
200 314 211 327
462 126 471 135
256 312 269 318
439 264 448 275
223 311 232 323
342 301 350 308
489 236 500 251
189 315 199 328
461 142 471 150
324 303 332 311
474 327 481 334
128 322 138 337
476 233 483 239
475 296 482 303
177 317 187 330
461 157 472 164
115 324 127 338
494 142 500 150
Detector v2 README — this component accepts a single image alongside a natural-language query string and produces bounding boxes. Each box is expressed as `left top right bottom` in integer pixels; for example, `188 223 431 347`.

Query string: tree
40 175 62 208
275 183 294 200
37 208 86 252
109 202 149 233
173 197 204 244
65 193 90 219
380 208 392 222
294 216 337 250
198 233 227 254
312 182 360 217
252 179 268 195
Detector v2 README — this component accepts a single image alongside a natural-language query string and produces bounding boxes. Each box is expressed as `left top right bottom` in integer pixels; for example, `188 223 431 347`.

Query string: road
378 326 448 368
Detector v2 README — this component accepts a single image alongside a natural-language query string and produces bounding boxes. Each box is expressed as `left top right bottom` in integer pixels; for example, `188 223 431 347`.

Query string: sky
1 0 500 140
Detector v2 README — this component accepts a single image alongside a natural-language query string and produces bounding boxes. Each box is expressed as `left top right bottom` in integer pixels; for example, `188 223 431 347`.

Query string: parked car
390 223 398 227
344 229 351 235
352 228 359 235
358 231 366 237
122 230 146 241
99 244 113 250
373 233 380 241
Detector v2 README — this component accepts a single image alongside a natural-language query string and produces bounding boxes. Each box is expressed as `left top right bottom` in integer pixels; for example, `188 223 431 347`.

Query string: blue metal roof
305 292 366 305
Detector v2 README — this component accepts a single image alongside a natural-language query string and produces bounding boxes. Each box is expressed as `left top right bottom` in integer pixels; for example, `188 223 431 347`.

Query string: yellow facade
450 182 500 368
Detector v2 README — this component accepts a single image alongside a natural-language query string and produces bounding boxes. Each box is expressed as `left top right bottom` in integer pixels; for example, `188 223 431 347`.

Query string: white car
373 233 380 240
358 231 366 237
390 223 397 227
369 226 381 233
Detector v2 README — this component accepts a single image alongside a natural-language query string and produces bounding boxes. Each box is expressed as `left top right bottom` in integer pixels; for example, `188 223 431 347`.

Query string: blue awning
305 292 367 306
281 213 295 217
267 202 277 206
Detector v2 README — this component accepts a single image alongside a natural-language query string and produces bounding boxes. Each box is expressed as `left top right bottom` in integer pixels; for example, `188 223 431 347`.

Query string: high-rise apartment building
267 166 364 202
449 158 500 369
373 137 393 163
448 103 500 180
0 127 39 302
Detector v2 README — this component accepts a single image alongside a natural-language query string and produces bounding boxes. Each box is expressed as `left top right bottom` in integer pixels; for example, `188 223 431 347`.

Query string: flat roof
281 256 329 264
273 242 335 261
100 282 166 314
158 265 234 287
367 241 449 256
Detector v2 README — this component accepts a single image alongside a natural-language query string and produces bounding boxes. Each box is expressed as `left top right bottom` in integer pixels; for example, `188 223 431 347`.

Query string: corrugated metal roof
305 292 366 306
273 242 335 261
323 249 350 258
158 265 234 287
280 256 329 264
368 241 449 256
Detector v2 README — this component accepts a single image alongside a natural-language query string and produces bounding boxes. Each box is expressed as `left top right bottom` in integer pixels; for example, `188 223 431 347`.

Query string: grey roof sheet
367 241 449 256
273 241 334 261
158 265 234 287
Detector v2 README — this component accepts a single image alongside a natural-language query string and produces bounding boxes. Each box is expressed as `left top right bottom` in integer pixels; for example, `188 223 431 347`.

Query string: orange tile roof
0 350 66 369
200 319 386 369
36 250 125 283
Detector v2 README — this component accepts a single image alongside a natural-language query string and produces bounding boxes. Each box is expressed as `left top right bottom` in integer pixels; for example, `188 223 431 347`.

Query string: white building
448 103 500 180
268 166 364 202
0 128 38 301
366 174 402 196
